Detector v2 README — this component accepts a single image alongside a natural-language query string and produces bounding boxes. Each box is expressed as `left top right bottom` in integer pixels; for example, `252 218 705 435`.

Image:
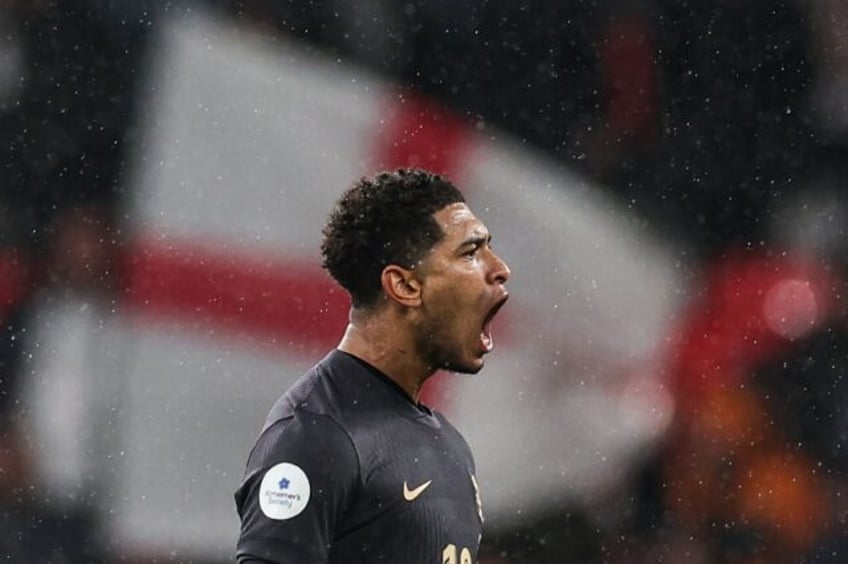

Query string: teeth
481 324 493 352
480 296 506 353
481 332 493 352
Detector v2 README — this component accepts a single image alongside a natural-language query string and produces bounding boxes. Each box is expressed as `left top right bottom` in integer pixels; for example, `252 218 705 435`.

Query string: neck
336 308 434 403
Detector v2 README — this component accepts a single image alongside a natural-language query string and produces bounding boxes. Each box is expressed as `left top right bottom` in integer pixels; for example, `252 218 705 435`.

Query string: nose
488 251 510 285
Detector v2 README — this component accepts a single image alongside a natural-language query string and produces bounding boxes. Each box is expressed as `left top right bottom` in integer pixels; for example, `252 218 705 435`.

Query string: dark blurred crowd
0 1 152 560
1 0 847 562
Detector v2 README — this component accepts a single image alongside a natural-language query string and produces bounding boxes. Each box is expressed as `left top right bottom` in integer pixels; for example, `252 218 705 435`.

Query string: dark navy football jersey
235 350 483 563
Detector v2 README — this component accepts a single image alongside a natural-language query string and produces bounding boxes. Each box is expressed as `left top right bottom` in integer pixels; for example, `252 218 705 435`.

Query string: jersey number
442 544 472 564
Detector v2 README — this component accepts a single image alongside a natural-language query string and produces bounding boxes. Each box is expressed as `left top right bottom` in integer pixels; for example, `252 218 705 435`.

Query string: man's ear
381 265 422 307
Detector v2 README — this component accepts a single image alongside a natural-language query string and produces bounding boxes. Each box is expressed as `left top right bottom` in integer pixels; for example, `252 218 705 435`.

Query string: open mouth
480 294 509 353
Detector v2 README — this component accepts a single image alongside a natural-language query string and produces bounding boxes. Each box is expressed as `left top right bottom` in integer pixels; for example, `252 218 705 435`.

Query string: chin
441 357 485 375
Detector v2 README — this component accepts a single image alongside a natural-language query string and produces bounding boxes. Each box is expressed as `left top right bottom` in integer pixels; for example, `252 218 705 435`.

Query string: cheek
429 288 474 327
421 271 483 322
423 278 457 309
428 298 480 347
420 293 465 341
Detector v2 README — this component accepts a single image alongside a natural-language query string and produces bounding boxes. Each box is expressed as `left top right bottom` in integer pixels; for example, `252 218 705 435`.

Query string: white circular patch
258 462 311 520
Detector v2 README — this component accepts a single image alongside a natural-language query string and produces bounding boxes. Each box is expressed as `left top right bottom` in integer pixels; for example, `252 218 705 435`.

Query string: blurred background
0 0 846 562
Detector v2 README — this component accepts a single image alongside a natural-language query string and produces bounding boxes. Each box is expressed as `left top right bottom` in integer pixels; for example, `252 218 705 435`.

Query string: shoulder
250 411 359 476
261 351 357 431
247 350 375 474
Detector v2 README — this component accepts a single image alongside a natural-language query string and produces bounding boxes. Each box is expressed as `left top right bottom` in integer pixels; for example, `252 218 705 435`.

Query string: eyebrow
456 233 491 251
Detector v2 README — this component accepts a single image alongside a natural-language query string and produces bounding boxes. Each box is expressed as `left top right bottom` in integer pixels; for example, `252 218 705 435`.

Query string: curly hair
321 169 465 308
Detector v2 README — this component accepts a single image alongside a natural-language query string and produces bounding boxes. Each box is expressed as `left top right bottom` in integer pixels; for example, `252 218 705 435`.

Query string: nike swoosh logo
403 479 432 501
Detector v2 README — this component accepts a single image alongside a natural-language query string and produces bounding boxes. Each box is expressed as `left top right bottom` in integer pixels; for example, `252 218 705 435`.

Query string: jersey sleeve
235 412 359 563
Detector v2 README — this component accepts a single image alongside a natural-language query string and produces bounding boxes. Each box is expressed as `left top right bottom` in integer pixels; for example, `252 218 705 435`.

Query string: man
235 168 511 563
